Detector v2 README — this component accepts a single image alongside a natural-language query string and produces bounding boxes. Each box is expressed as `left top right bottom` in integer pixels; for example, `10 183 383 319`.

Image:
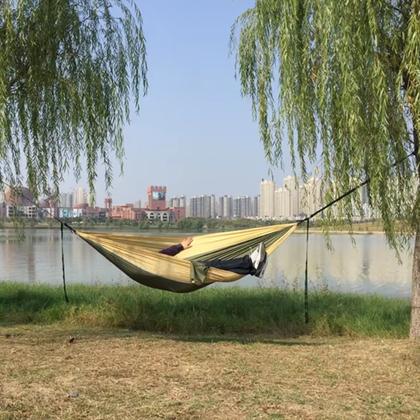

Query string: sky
62 0 293 205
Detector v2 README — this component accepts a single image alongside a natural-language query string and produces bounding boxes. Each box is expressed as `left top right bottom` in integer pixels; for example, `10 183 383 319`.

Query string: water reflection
0 229 413 297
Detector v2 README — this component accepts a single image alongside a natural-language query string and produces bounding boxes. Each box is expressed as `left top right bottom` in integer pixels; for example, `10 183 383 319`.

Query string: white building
73 186 87 206
6 205 38 218
144 210 172 223
252 196 260 218
210 195 216 219
169 196 186 208
284 176 300 218
274 187 290 219
301 176 322 218
59 192 73 208
189 195 215 218
260 179 275 219
222 195 233 219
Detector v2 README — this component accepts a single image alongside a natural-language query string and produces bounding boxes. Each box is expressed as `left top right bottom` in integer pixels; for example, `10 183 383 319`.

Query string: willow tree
0 0 147 198
232 0 420 338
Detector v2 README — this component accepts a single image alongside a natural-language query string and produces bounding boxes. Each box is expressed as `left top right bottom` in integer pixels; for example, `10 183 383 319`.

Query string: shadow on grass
167 335 326 346
0 283 411 339
0 327 327 346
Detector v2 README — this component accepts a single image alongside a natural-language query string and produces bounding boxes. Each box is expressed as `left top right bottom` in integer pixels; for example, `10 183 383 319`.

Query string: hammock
77 223 297 293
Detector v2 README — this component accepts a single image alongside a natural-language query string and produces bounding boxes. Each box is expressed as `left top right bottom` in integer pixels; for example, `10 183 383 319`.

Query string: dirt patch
1 325 419 419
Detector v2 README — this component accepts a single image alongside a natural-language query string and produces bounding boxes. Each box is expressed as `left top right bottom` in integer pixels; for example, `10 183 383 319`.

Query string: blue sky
63 0 292 205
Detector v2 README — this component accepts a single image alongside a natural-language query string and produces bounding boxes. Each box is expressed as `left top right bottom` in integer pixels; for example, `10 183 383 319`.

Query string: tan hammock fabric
77 223 297 293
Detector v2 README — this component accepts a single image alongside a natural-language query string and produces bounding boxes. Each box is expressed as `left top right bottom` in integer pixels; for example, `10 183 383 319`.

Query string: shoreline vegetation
0 283 410 338
0 217 386 234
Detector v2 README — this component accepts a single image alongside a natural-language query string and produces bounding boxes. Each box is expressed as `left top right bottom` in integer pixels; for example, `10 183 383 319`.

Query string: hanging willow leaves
232 0 419 241
232 0 420 338
0 0 148 198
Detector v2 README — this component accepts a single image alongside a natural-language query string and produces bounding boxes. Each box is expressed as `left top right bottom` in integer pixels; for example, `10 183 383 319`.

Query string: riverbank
0 283 410 338
0 218 387 233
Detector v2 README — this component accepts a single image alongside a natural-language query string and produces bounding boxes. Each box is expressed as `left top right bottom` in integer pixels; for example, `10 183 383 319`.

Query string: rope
1 183 77 302
61 222 69 303
296 150 415 325
1 183 77 233
297 151 415 225
304 219 309 324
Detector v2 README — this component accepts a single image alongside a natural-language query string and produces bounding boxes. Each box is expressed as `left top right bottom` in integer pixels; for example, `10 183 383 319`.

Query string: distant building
73 186 87 206
58 208 75 218
221 195 233 219
169 195 186 208
59 192 73 208
144 210 173 223
104 197 112 209
217 196 224 218
233 196 253 218
87 191 96 206
2 186 39 219
110 204 144 220
301 177 322 218
6 205 38 219
169 196 186 221
284 176 300 218
56 206 105 219
189 195 216 218
252 196 260 218
210 195 216 219
3 186 34 206
274 187 289 219
260 179 275 218
147 186 166 210
171 207 186 221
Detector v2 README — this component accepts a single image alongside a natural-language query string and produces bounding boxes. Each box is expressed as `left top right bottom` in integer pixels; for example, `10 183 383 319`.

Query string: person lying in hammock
159 237 268 278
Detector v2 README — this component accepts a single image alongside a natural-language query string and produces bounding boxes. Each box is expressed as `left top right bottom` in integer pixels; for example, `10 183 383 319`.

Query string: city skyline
1 172 376 222
55 173 326 221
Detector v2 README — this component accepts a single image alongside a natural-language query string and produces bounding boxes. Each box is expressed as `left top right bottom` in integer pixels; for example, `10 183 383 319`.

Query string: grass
0 326 419 418
0 283 411 338
0 284 418 418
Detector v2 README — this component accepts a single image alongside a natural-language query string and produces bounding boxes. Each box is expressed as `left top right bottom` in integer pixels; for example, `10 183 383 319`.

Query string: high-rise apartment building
222 195 233 219
301 177 322 217
218 196 224 218
260 179 275 218
233 197 240 218
190 196 198 217
169 195 186 208
210 195 216 219
73 186 87 206
59 192 73 208
189 195 215 218
233 196 253 218
274 187 290 219
252 196 260 218
284 176 300 218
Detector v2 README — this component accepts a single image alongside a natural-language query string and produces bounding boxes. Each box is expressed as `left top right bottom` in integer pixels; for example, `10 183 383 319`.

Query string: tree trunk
410 122 420 339
410 221 420 339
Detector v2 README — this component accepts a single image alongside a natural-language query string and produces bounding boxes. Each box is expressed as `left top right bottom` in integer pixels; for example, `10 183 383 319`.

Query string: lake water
0 229 413 298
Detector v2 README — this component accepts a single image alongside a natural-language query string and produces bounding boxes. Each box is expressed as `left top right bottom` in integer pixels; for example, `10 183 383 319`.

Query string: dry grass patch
0 325 419 419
